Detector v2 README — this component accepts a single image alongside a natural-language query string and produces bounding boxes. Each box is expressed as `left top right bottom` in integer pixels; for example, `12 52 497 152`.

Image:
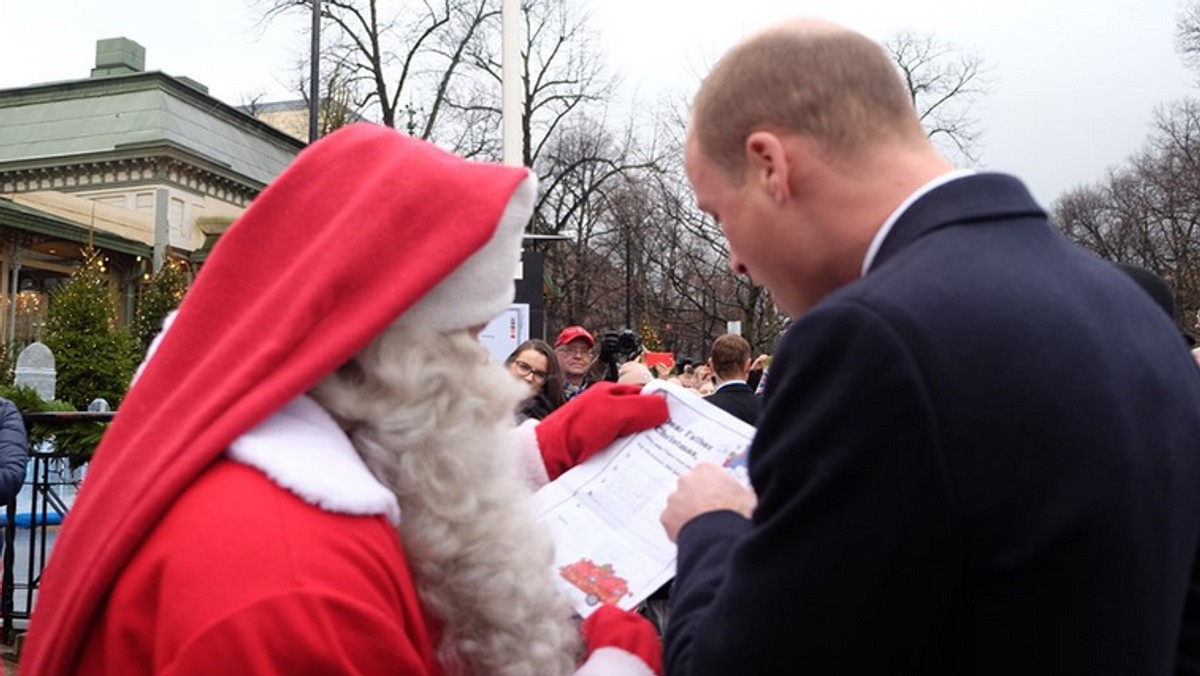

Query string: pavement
1 641 17 675
0 524 56 674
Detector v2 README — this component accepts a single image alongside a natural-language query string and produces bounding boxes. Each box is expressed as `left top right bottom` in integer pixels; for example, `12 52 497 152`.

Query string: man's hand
661 463 757 542
618 361 653 385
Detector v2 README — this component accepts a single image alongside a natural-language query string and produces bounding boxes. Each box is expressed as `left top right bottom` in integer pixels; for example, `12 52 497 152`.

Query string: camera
598 329 642 381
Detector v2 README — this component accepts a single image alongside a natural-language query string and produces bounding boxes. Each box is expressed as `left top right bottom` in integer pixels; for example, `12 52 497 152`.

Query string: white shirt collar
861 169 975 275
714 379 747 392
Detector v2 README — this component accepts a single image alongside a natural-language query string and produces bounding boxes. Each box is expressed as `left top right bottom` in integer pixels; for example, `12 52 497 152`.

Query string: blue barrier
0 513 62 527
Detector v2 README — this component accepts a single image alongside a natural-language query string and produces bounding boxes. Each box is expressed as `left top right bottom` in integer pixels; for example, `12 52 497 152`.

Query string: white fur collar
227 394 401 525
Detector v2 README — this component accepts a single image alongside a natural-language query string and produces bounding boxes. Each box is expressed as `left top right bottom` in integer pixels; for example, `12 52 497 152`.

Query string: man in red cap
555 325 597 400
22 124 666 675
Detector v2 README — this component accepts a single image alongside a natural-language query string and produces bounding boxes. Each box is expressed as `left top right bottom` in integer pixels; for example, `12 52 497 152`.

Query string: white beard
310 327 581 675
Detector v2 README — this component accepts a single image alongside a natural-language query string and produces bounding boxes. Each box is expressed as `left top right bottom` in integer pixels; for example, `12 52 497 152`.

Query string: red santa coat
71 395 654 675
77 459 444 674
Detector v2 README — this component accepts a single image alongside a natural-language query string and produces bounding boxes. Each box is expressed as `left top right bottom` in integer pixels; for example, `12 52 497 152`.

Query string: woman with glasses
504 339 565 421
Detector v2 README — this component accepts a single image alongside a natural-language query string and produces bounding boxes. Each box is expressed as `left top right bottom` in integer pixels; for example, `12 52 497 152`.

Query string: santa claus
21 123 667 675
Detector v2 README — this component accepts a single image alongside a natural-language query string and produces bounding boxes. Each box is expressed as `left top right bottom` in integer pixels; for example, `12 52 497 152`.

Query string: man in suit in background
660 18 1200 676
702 334 759 426
1115 262 1197 347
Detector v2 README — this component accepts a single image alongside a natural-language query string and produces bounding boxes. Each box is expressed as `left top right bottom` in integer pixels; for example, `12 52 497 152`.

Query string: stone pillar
14 341 55 401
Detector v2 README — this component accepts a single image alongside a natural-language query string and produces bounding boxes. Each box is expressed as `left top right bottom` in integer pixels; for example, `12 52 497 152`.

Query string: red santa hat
22 123 535 673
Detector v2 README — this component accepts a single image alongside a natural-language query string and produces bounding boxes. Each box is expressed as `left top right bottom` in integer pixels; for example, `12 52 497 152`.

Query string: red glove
581 604 663 675
536 382 669 480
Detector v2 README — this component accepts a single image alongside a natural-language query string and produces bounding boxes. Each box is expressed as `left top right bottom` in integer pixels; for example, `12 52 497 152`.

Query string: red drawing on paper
559 558 632 606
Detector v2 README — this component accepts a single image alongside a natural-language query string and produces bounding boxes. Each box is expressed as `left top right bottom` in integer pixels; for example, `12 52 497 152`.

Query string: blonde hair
692 21 923 176
310 326 580 675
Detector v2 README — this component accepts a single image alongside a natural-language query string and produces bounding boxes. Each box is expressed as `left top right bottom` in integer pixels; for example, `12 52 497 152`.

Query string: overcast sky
1 0 1194 207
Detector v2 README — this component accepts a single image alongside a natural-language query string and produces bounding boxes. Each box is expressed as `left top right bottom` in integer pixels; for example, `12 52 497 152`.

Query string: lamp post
502 0 522 166
308 0 322 143
625 221 633 329
6 251 19 346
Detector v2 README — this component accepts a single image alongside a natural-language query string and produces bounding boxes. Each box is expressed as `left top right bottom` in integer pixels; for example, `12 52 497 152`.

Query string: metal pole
8 249 20 346
501 0 522 166
625 225 632 328
2 494 14 643
308 0 322 144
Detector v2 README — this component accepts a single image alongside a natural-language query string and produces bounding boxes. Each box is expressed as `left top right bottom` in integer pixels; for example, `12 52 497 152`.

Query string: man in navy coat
660 18 1200 675
702 333 760 426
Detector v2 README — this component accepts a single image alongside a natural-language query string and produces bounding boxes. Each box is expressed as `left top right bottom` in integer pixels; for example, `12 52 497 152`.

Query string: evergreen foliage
0 384 102 466
639 322 663 352
43 247 140 410
133 258 190 350
0 343 16 386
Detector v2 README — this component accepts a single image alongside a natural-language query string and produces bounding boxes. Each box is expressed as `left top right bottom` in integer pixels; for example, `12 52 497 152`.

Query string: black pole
308 0 321 143
2 494 14 643
624 223 632 329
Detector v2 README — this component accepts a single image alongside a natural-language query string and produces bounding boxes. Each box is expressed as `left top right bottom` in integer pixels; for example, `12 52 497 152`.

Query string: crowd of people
504 325 767 429
14 15 1200 676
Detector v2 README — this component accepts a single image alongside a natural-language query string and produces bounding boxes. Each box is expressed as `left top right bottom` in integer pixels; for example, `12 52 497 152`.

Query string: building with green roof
0 37 304 345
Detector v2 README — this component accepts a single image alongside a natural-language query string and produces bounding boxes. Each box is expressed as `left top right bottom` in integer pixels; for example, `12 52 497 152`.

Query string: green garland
0 384 106 468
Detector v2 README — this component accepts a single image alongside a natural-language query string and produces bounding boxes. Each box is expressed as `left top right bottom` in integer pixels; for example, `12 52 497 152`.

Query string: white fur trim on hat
397 173 537 331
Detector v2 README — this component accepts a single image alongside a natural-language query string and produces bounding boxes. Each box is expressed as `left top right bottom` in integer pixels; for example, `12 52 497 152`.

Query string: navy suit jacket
666 174 1200 675
704 382 760 426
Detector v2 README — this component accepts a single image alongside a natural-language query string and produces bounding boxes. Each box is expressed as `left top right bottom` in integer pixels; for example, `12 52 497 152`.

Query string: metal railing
1 411 112 643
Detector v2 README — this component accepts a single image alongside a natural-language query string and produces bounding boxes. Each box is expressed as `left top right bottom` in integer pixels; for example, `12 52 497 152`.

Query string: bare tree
445 0 615 165
446 0 674 339
1178 1 1200 79
288 57 366 135
1054 183 1131 261
1053 99 1200 335
533 117 656 329
884 31 990 164
239 92 268 117
254 0 783 355
256 0 493 133
1056 10 1200 337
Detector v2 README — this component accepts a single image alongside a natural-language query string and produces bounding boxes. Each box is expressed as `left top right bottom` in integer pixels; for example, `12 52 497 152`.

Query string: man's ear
745 131 791 204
